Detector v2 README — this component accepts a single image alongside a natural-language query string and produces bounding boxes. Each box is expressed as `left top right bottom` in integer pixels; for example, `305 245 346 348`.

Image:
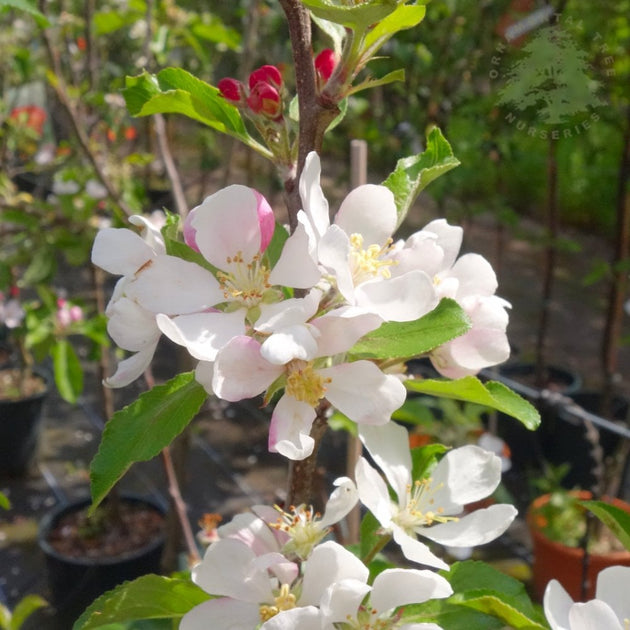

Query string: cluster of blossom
0 288 24 329
92 151 511 461
55 298 84 330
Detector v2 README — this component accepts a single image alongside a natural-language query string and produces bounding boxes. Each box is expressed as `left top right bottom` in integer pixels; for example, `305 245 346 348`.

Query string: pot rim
38 494 167 566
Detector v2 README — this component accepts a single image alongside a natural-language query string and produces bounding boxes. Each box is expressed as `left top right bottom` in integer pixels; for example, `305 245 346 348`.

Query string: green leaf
0 0 48 24
359 510 382 561
72 575 209 630
93 10 127 35
581 500 630 551
0 491 10 510
9 594 48 630
349 298 470 360
400 599 504 630
348 69 405 96
411 442 448 482
264 222 290 270
89 373 207 511
383 127 460 228
363 4 427 52
52 339 84 404
405 377 540 430
0 604 9 630
301 0 399 30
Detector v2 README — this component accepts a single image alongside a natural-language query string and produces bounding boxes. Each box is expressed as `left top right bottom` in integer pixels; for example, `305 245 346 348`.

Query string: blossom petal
157 310 245 361
106 297 160 351
422 219 463 270
311 307 382 357
543 580 574 630
392 525 449 570
355 458 395 528
318 225 354 299
422 504 517 547
268 224 322 289
299 152 330 241
213 337 283 401
125 256 223 314
447 253 497 299
262 606 322 630
194 361 214 395
335 184 397 246
321 361 406 425
128 214 166 254
190 185 263 267
256 290 321 332
300 541 369 607
104 344 158 388
319 477 359 529
354 271 437 322
260 325 319 364
568 601 623 630
180 599 260 630
371 568 453 611
92 227 155 276
595 566 630 623
319 578 370 624
268 395 316 460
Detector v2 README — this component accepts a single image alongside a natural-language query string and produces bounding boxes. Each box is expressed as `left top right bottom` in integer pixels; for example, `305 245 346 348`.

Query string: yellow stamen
216 251 272 307
349 233 397 284
259 584 296 622
285 360 331 407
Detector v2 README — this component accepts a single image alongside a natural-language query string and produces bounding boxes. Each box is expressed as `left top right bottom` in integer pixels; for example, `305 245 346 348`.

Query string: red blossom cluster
9 105 47 136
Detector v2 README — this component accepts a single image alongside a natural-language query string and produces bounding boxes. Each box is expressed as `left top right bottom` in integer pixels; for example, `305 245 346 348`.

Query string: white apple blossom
544 566 630 630
355 422 517 570
0 297 24 329
296 152 437 322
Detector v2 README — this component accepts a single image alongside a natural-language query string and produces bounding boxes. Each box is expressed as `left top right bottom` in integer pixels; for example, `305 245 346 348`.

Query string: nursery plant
10 1 624 629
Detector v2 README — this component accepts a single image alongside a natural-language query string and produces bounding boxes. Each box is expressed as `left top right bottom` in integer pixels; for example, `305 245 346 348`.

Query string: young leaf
581 500 630 551
72 575 209 630
349 298 471 360
301 0 399 30
89 372 207 511
52 339 83 404
383 127 460 228
0 0 48 24
363 4 427 53
405 377 540 430
9 595 48 630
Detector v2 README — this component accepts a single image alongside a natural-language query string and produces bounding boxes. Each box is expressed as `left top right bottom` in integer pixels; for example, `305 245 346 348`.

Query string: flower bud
315 49 336 83
247 82 282 120
248 64 282 90
217 78 244 103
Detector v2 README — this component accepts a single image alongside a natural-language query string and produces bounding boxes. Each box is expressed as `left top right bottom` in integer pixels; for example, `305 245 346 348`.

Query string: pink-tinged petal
299 152 330 241
569 601 623 630
254 190 275 252
391 231 444 278
544 580 574 630
311 307 382 357
300 541 369 606
319 477 359 529
213 337 282 401
156 310 245 361
321 361 406 425
193 538 274 602
106 297 160 351
359 423 412 504
268 222 322 289
354 271 437 322
218 512 281 554
125 256 223 314
262 606 322 630
92 228 155 276
320 579 370 624
335 184 397 246
371 569 453 611
447 253 497 299
180 599 260 630
190 185 262 268
183 208 200 252
392 525 449 570
422 219 463 270
355 458 395 528
194 361 214 395
422 504 517 547
104 344 158 388
318 225 354 299
260 325 319 365
596 566 630 622
268 395 316 460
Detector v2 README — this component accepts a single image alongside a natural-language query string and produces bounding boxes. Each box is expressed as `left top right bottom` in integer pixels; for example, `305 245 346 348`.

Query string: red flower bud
247 82 282 120
315 49 336 83
217 78 244 103
9 105 47 135
248 64 282 91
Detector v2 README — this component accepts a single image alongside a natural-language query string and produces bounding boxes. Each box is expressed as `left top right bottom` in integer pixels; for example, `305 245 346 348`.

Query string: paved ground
1 203 629 628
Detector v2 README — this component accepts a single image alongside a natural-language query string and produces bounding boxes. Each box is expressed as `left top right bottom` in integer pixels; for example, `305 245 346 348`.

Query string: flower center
259 583 296 622
392 478 459 533
340 605 402 630
285 360 331 407
216 251 272 308
349 234 396 284
270 504 328 559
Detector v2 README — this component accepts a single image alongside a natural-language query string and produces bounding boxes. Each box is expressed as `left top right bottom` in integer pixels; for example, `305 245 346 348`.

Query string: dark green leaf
301 0 399 30
383 127 460 228
581 500 630 551
405 377 540 430
72 575 209 630
349 298 470 360
52 339 83 404
90 373 207 511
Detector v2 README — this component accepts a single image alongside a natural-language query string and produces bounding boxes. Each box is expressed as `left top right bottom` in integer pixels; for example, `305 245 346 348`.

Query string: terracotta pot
38 494 166 629
527 491 630 601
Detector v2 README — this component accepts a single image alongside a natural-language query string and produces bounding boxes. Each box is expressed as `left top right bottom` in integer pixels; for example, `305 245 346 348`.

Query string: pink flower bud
183 208 200 253
315 49 336 83
217 78 244 103
69 305 84 322
248 64 282 90
247 82 282 120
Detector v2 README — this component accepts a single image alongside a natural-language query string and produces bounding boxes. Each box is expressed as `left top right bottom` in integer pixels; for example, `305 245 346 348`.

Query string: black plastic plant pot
0 373 48 477
498 362 582 395
38 495 166 629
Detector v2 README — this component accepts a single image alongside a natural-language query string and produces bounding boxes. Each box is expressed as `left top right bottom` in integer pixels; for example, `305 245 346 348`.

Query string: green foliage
72 575 210 630
51 338 83 404
405 377 540 430
89 372 208 511
0 594 48 630
350 298 471 360
581 500 630 551
0 491 10 510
